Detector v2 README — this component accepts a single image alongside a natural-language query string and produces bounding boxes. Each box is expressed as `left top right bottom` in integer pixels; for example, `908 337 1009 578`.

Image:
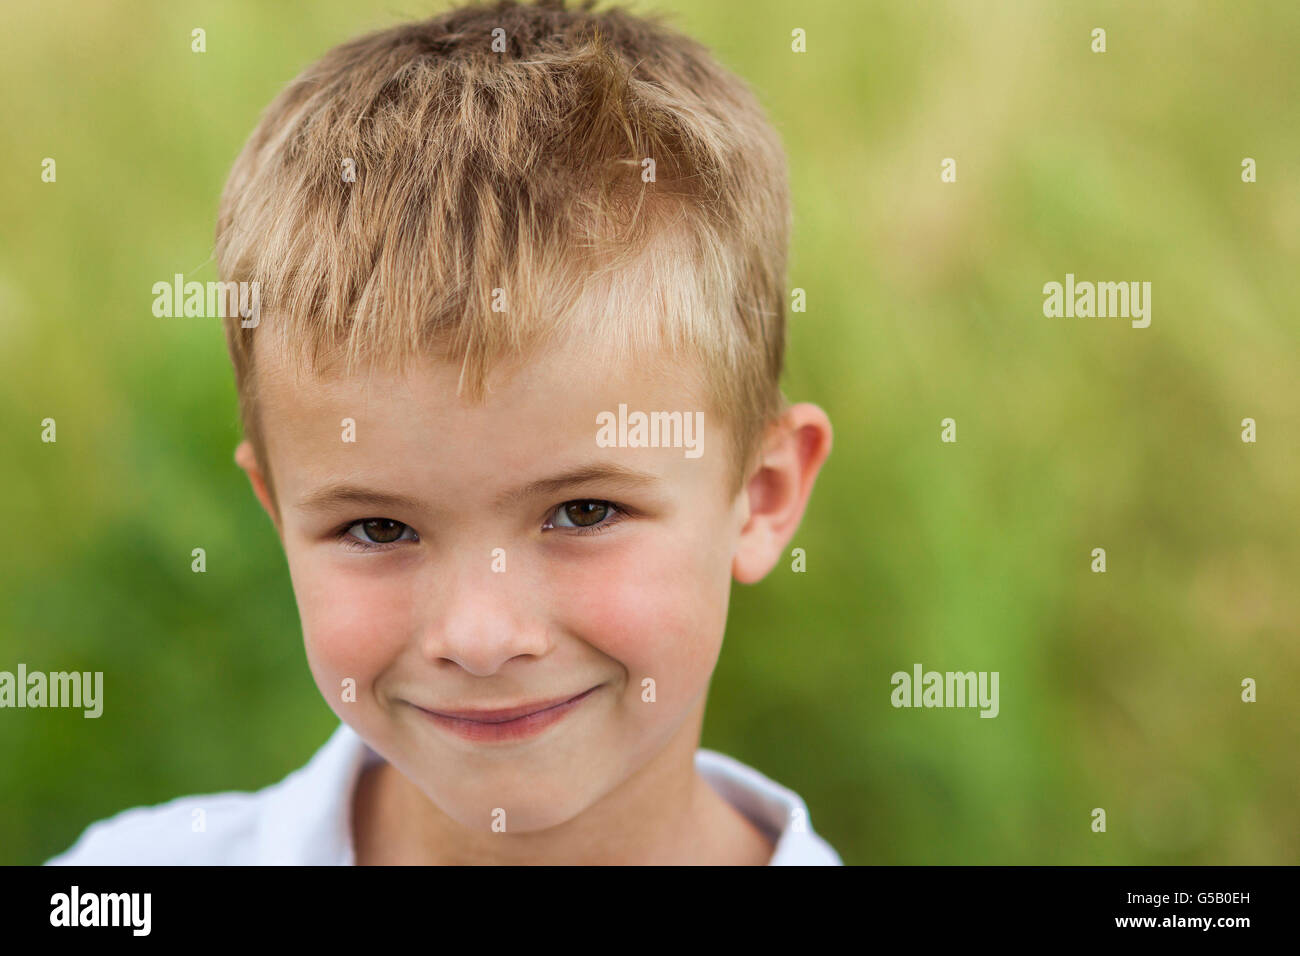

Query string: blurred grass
2 0 1297 864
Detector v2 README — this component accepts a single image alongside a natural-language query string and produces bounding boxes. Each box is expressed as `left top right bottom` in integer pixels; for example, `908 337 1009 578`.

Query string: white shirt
45 721 842 865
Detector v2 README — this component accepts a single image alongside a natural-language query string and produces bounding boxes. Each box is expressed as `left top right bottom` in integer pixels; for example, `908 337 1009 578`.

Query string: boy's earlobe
234 440 281 532
731 404 833 585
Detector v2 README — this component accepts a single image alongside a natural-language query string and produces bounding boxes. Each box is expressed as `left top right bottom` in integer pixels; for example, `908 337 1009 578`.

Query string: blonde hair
215 0 790 505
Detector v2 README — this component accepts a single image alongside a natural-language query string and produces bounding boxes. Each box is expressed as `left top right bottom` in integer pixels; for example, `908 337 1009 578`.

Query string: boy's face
244 333 757 832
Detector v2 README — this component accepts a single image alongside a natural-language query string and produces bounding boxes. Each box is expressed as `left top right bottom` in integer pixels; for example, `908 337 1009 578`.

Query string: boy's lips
412 685 602 744
417 685 601 724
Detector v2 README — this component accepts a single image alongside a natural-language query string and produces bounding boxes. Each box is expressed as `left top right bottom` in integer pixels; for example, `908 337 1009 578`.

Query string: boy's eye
557 501 608 527
345 518 418 546
546 500 624 534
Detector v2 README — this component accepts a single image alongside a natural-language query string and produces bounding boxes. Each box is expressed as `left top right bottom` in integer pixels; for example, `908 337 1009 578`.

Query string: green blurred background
2 0 1297 865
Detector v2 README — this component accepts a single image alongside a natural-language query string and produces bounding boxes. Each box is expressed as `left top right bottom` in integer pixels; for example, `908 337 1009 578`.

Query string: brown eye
356 519 407 543
362 519 404 542
562 501 608 527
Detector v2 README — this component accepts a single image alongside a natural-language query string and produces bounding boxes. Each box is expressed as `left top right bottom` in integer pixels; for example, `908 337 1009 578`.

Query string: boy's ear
235 439 282 534
731 403 833 585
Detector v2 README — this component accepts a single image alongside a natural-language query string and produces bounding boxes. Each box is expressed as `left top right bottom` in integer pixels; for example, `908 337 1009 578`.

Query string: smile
413 685 600 743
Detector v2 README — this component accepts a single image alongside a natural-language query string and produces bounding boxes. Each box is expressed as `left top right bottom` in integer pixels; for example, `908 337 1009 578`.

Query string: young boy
47 0 838 865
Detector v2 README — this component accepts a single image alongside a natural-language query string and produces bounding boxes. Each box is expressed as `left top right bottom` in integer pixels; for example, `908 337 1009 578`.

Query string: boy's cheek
564 537 728 703
289 557 409 696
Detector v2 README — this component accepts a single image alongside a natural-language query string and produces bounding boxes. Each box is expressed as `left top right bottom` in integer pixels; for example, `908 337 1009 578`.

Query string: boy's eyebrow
297 486 429 515
492 463 661 508
296 463 661 514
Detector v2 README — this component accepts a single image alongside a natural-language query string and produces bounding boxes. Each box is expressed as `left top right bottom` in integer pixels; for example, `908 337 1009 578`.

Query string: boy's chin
416 775 604 834
388 732 624 833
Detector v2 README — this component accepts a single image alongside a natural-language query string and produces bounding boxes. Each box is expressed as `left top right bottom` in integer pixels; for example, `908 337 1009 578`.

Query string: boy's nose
415 557 551 675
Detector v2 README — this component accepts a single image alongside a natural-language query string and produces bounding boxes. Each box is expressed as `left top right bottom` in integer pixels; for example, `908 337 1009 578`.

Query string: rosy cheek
561 534 725 703
291 554 408 694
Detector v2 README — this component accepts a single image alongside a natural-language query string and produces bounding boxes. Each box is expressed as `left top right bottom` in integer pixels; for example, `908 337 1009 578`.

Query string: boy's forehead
253 328 722 500
254 326 707 420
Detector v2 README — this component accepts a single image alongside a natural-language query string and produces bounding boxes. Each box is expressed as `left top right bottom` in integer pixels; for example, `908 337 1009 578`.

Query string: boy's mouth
412 685 602 743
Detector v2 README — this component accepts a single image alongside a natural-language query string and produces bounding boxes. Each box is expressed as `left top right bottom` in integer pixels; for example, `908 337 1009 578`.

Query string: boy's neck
351 704 775 865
